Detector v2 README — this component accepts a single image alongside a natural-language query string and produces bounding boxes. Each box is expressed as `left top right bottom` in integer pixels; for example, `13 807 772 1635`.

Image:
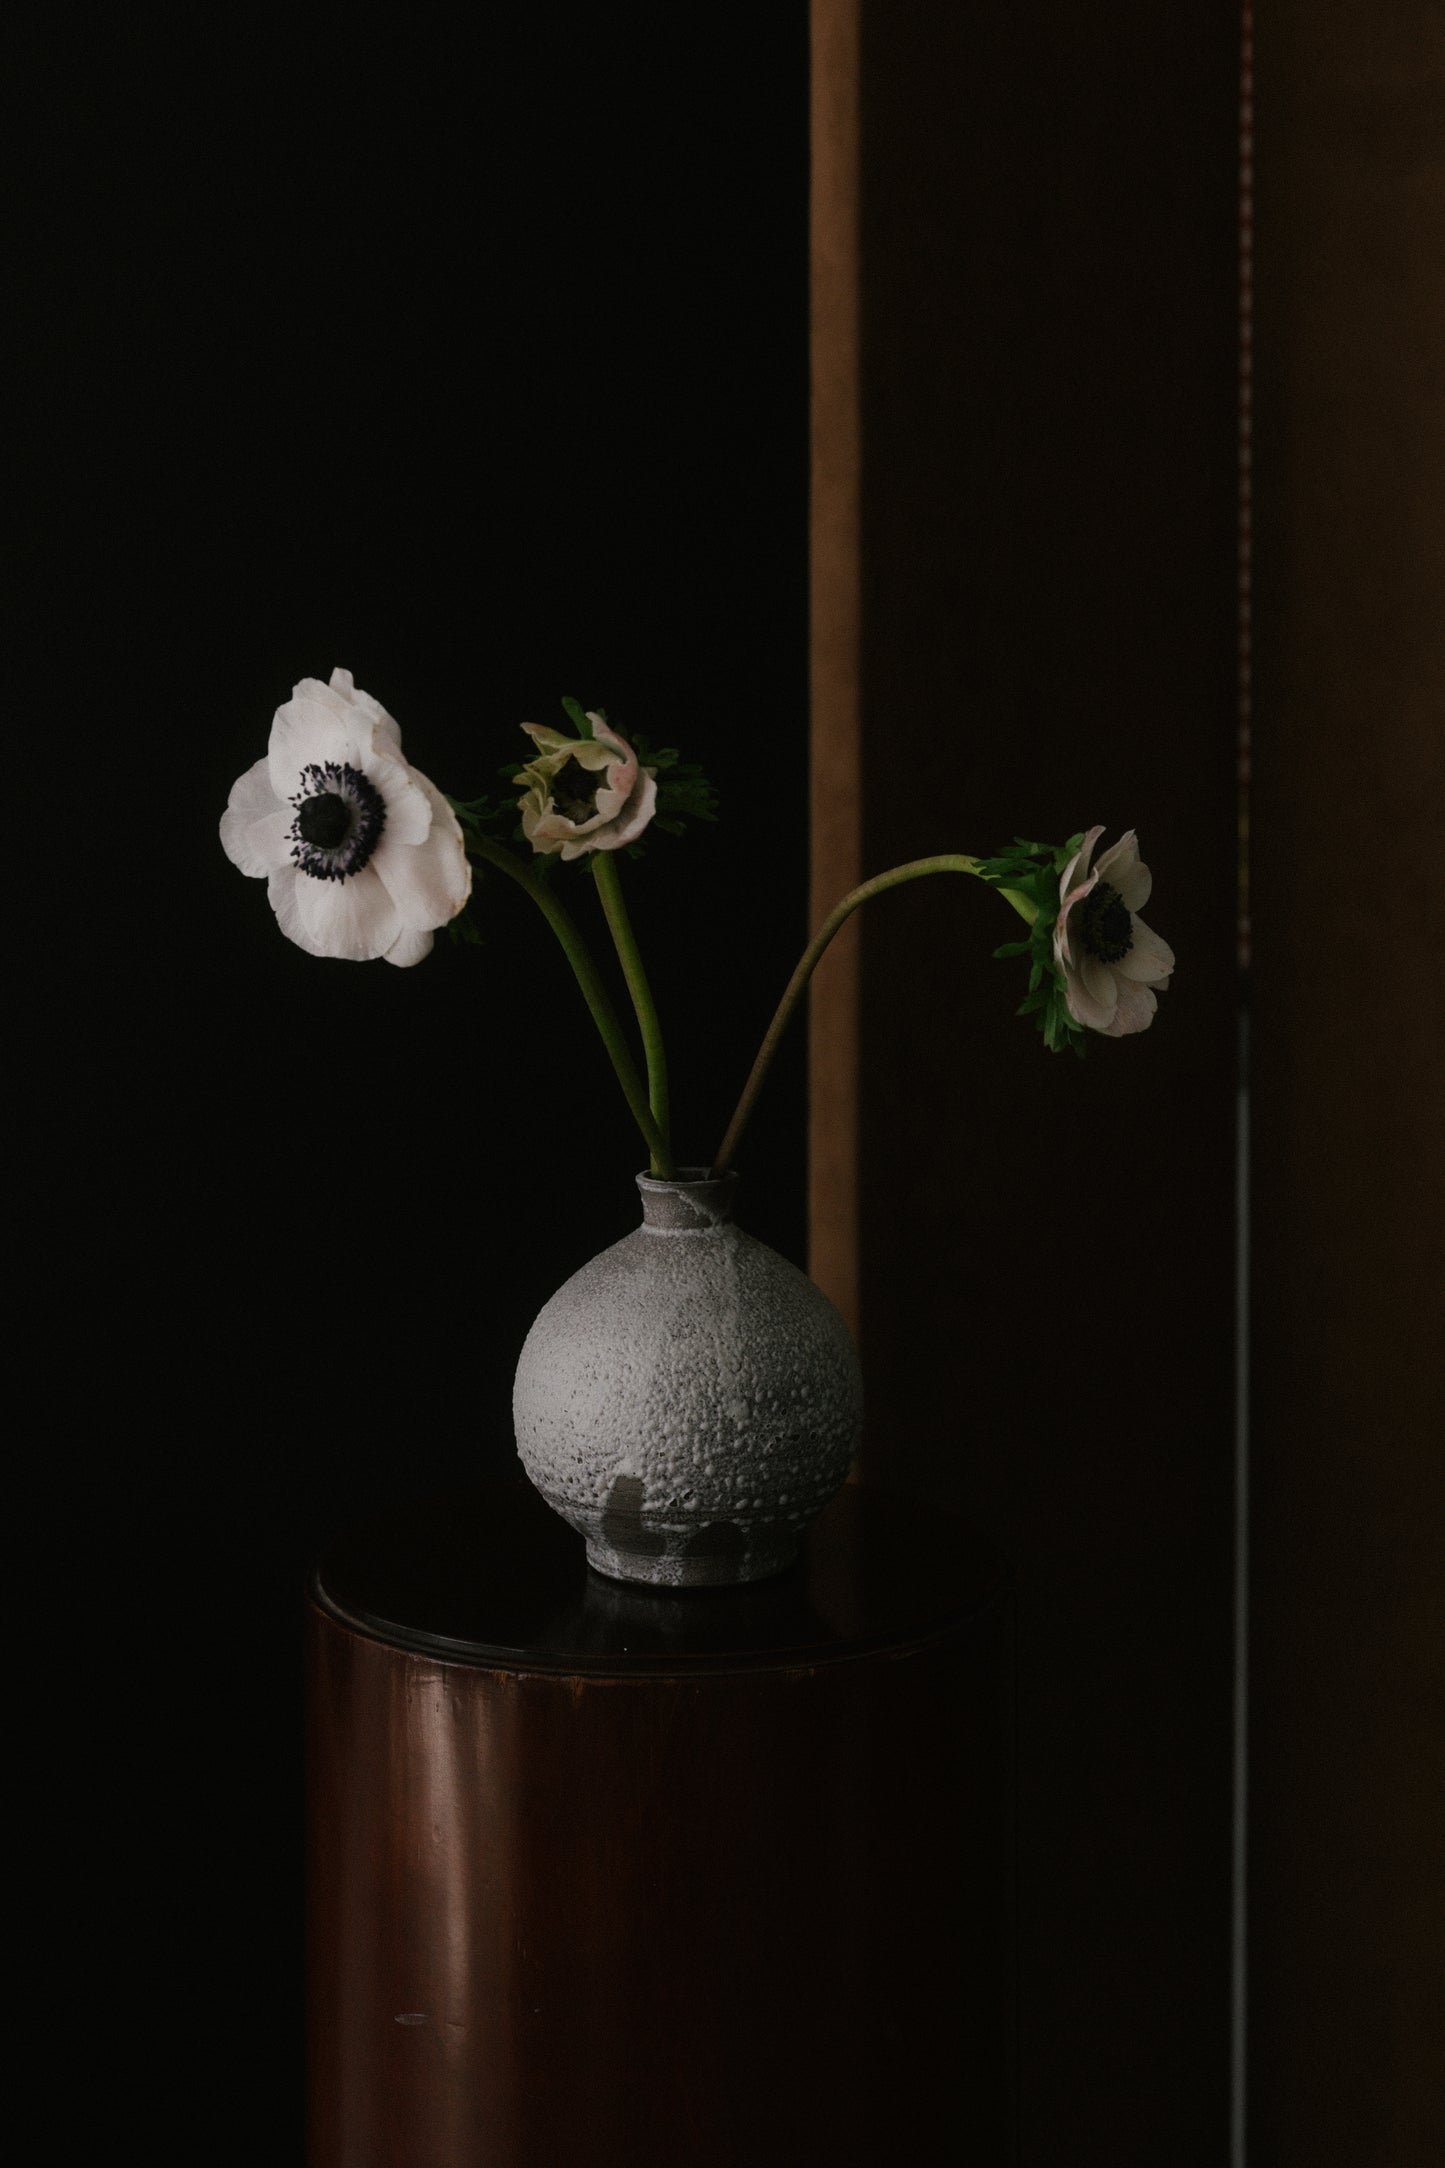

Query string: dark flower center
1076 880 1134 964
551 756 602 823
296 793 351 849
288 762 386 881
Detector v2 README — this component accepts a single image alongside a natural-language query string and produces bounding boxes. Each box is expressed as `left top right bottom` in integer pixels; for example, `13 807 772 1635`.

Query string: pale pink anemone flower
220 668 471 966
516 714 657 860
1053 827 1175 1036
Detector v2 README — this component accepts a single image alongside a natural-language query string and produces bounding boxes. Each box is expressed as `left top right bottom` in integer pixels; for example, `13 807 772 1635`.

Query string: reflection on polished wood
307 1475 1013 2167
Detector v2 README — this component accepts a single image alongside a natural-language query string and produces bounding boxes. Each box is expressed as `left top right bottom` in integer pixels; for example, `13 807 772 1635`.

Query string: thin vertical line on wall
808 0 862 1341
1232 8 1254 2164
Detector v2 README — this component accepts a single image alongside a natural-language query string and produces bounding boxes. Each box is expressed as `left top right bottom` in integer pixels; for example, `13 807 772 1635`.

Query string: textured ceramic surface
513 1171 864 1587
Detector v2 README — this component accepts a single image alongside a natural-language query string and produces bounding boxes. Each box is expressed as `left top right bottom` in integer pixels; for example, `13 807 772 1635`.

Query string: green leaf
443 903 485 948
992 939 1031 959
560 696 592 737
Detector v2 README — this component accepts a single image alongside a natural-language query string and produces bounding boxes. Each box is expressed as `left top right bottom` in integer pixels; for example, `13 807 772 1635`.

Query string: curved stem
471 838 668 1168
591 853 675 1177
711 854 1033 1177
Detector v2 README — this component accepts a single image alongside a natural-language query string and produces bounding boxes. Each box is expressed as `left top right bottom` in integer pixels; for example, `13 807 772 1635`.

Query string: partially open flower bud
515 715 657 860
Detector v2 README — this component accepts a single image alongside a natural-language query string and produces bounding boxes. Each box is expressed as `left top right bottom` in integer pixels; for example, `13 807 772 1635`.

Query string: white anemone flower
1053 826 1174 1036
220 668 471 966
516 714 657 859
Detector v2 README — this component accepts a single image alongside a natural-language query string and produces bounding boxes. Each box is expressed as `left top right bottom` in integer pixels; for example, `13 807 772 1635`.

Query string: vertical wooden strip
808 0 862 1333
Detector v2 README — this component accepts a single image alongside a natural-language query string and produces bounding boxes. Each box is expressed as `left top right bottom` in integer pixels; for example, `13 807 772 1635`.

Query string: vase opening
636 1166 737 1232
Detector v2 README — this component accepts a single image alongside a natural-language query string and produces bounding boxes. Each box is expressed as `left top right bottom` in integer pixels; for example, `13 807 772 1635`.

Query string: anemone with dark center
1052 826 1174 1037
221 666 470 964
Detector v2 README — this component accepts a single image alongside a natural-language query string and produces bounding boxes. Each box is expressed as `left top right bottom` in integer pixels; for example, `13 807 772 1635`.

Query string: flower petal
333 668 405 756
1090 828 1154 911
596 766 658 850
225 754 280 824
1069 825 1105 888
372 803 471 929
1079 954 1117 1015
591 721 639 793
1054 871 1098 969
383 925 435 968
1114 857 1151 912
1115 919 1175 984
1105 977 1158 1036
293 864 405 960
1061 963 1116 1032
266 864 328 956
362 755 433 847
221 758 290 877
267 690 359 798
523 807 581 853
292 673 351 720
520 723 574 755
1092 828 1137 884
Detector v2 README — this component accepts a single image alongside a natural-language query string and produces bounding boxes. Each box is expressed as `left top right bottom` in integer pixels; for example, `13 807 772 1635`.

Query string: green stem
592 852 675 1178
711 855 1035 1177
470 838 668 1169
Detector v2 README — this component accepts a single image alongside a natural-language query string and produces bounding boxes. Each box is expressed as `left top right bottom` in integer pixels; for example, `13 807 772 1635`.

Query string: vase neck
636 1168 738 1232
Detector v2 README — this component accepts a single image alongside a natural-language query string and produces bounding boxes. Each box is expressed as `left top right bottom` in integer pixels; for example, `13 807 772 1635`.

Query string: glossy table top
312 1468 1010 1675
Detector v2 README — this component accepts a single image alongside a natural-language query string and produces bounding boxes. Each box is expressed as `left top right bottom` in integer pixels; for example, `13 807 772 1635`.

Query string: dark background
18 4 807 2139
21 7 1439 2162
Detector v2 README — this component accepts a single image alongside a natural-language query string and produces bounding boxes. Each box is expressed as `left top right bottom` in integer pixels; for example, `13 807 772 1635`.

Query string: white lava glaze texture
513 1171 864 1587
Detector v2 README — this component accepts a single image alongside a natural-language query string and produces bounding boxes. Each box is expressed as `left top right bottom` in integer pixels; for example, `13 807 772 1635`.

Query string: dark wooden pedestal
307 1475 1014 2167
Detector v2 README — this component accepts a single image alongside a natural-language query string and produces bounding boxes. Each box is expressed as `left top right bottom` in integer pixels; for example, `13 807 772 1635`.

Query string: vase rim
634 1166 738 1230
635 1165 738 1191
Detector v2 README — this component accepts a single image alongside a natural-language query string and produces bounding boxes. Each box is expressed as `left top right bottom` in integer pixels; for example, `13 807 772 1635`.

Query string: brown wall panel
813 6 1242 2160
1250 6 1445 2161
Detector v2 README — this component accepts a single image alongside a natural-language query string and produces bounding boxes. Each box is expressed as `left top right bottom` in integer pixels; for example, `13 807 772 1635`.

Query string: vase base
583 1529 801 1591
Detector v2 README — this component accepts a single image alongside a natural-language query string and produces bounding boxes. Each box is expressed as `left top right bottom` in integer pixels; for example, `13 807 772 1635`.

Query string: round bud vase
512 1169 864 1588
